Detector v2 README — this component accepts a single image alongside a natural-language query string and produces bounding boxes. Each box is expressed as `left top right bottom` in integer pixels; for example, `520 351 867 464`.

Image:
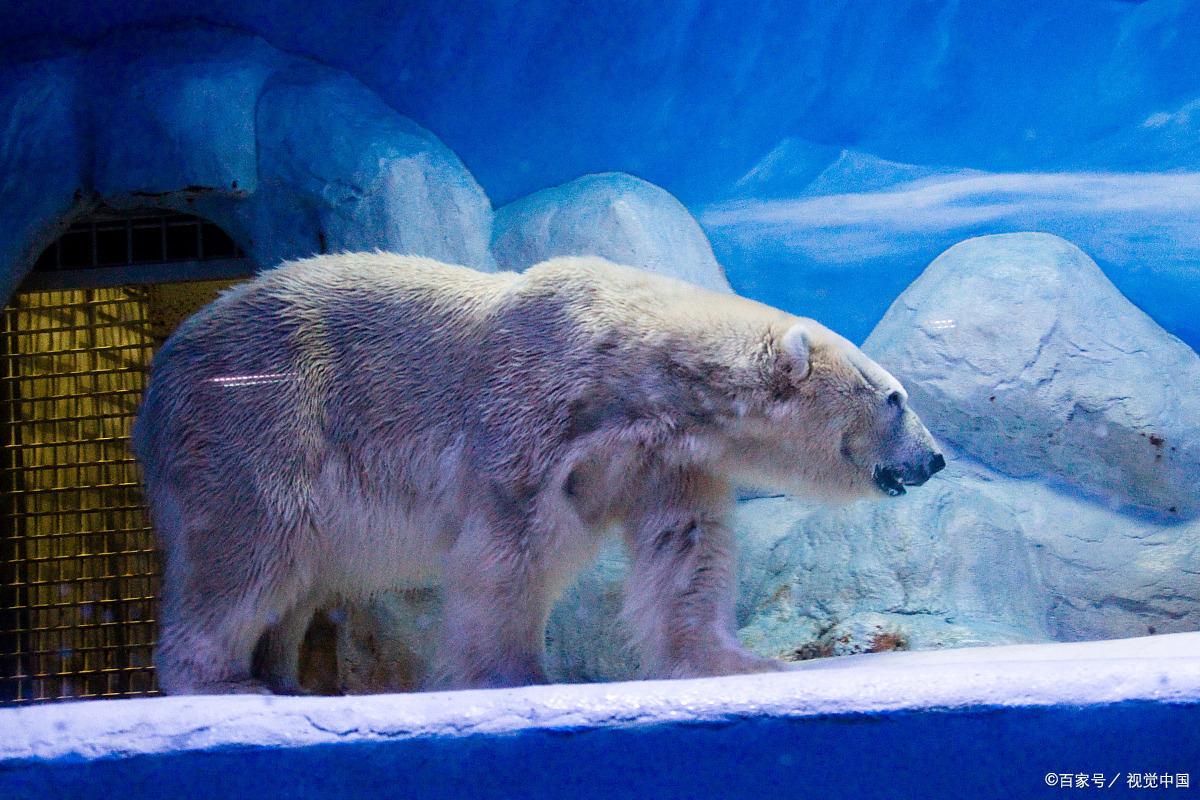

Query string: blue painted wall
4 1 1197 205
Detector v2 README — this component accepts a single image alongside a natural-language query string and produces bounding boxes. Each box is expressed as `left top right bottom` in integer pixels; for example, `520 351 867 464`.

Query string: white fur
133 253 942 694
781 322 812 380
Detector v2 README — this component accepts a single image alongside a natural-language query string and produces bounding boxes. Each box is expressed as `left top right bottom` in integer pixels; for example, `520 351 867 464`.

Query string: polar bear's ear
781 323 812 381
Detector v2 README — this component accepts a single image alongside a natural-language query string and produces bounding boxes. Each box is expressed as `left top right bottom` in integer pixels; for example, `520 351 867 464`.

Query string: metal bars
23 212 253 293
1 287 160 703
33 212 243 273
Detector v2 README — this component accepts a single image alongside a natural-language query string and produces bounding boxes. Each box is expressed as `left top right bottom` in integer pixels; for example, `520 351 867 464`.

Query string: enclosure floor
3 633 1198 799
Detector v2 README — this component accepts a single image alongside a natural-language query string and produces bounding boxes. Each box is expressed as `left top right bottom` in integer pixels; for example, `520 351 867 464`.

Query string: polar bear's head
726 319 945 500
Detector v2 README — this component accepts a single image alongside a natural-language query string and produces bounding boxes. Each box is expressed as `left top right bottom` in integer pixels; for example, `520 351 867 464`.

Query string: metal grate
23 211 252 293
1 287 161 703
33 212 243 273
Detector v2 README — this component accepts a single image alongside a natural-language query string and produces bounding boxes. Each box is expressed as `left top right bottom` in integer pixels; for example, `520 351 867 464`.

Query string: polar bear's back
145 253 516 403
519 255 789 333
132 252 791 530
132 255 514 517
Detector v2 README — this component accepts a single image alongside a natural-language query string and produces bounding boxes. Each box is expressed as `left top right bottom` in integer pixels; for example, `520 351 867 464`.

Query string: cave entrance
1 209 255 703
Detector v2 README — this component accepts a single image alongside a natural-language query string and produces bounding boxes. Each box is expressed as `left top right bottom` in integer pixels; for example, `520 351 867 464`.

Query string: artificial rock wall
0 22 497 301
3 21 1196 695
0 22 731 302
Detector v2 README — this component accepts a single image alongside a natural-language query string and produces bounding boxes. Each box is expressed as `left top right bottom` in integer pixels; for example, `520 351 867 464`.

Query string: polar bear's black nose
874 453 946 496
903 452 946 487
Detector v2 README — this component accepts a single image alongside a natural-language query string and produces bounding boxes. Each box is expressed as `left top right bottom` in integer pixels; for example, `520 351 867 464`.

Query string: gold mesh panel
1 287 160 703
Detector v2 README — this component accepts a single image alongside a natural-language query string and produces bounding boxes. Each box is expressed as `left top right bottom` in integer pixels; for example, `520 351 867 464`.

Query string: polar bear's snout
926 452 947 479
870 402 946 497
902 450 946 487
873 451 945 496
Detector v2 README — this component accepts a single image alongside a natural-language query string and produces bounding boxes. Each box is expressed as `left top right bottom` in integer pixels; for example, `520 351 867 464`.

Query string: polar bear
133 254 944 694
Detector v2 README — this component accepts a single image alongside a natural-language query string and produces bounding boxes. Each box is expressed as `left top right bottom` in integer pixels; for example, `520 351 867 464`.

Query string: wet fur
133 254 942 694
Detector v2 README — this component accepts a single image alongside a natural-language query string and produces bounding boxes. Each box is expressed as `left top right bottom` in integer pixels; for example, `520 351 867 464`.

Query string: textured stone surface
250 63 496 271
0 22 497 299
492 172 730 291
87 23 280 199
734 464 1200 657
0 45 89 302
701 160 1200 353
864 232 1200 518
544 463 1200 678
545 539 638 683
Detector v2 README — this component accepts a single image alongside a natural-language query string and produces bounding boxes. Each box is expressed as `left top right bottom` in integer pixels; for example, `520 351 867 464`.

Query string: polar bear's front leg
621 471 784 680
430 510 562 690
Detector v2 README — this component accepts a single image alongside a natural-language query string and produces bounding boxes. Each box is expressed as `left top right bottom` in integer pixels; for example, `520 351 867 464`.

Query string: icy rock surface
492 173 730 292
863 232 1200 518
0 45 89 302
87 25 281 199
0 21 496 295
733 468 1200 658
163 23 495 273
542 454 1200 682
546 539 639 683
250 63 496 271
701 151 1200 352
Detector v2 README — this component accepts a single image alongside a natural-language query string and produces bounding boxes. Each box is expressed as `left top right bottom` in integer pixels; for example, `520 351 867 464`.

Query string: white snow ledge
3 634 1200 800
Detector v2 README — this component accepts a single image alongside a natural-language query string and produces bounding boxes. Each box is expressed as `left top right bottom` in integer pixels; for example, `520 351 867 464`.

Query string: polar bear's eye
886 391 903 409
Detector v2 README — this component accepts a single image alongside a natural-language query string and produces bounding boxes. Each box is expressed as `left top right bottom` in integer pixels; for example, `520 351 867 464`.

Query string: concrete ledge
3 634 1199 799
